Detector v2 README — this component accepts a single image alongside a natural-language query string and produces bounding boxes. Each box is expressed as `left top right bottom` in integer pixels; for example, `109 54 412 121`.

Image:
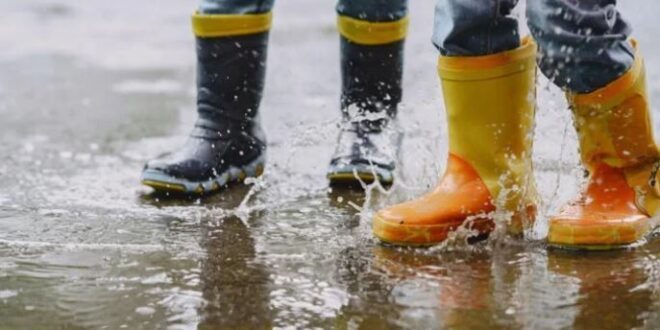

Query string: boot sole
141 155 265 195
547 242 638 251
327 164 394 187
328 172 379 185
547 216 651 251
372 214 495 247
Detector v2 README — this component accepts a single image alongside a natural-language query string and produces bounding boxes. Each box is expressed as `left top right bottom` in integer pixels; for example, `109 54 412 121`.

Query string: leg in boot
142 0 273 194
529 0 659 249
328 0 408 186
373 0 537 246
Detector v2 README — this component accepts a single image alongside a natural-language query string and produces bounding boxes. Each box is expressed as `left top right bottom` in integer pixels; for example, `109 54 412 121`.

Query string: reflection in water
372 246 502 329
198 215 272 329
330 187 403 328
197 186 273 329
331 239 660 329
548 245 658 330
334 245 402 329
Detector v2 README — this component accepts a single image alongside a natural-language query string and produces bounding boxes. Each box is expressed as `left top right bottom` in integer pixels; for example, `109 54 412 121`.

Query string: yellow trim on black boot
192 11 272 38
337 15 408 45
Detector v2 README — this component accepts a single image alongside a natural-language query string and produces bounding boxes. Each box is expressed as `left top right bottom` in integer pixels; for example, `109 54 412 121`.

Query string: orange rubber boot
373 38 538 246
548 40 660 249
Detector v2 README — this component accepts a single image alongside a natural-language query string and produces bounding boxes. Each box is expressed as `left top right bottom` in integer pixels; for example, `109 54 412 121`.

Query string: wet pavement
1 0 659 329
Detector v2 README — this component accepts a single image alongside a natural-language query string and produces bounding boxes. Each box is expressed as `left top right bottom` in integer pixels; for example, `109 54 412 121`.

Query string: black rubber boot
328 37 404 186
142 33 268 194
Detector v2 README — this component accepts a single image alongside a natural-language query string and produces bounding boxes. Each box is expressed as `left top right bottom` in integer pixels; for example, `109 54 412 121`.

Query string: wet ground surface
1 0 660 329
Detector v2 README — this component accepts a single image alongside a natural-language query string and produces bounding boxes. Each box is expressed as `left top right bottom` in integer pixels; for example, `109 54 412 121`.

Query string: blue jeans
433 0 634 93
198 0 407 21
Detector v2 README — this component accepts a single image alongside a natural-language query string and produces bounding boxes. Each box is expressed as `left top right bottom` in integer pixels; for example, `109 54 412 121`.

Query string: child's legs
198 0 275 14
336 0 407 22
432 0 521 56
527 0 633 93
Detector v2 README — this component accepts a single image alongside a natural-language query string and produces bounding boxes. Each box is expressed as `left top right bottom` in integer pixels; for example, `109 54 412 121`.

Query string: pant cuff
569 39 642 107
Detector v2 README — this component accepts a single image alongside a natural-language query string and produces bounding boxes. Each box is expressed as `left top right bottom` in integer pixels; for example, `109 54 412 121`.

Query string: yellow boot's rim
438 36 537 81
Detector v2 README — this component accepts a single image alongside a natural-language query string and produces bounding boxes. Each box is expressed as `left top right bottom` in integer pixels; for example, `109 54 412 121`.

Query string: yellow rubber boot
548 40 660 249
372 38 538 246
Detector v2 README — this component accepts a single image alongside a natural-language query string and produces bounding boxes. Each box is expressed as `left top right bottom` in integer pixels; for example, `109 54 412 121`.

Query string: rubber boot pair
142 12 407 194
373 39 659 249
